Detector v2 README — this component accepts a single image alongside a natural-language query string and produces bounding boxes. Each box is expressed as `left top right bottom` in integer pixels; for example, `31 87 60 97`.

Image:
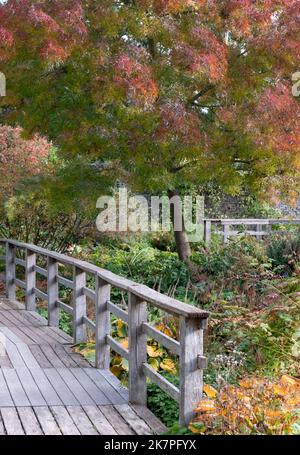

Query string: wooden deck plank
27 368 63 406
2 368 31 407
15 367 47 407
131 404 167 434
0 413 5 434
28 345 53 368
1 407 25 435
114 404 152 435
97 368 129 401
43 368 80 406
17 407 43 435
100 405 135 435
56 368 95 406
52 344 77 368
33 406 61 435
39 344 66 368
84 368 127 404
0 369 14 407
70 368 113 405
83 405 118 435
50 406 81 435
66 406 99 435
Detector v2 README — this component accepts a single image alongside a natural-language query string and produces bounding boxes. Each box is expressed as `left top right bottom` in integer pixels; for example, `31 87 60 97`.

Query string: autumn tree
0 125 51 205
1 0 300 260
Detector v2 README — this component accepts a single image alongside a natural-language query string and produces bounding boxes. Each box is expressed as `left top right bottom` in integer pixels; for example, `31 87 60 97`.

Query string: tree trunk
168 190 192 263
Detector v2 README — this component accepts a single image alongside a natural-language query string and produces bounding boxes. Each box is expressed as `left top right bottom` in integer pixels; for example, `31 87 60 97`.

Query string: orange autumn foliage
191 375 300 435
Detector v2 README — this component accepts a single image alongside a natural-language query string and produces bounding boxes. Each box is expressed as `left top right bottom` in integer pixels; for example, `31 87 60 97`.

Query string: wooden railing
204 218 300 246
0 239 209 426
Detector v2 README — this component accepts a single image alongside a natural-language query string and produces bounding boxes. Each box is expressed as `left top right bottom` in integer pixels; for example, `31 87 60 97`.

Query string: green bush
147 373 179 428
267 233 300 274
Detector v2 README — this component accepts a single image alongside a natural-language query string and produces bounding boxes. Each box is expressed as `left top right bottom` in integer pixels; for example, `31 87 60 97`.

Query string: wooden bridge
0 239 209 435
203 218 300 246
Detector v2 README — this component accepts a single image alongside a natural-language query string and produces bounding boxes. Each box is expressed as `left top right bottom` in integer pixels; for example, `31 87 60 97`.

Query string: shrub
147 373 179 428
267 233 300 274
191 375 300 435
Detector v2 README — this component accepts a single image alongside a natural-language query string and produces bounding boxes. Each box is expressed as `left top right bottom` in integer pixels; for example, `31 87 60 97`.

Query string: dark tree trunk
168 190 192 263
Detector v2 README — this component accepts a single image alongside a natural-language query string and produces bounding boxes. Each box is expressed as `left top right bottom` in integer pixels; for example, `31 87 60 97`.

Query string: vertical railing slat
179 316 205 426
95 276 111 369
47 256 59 326
25 249 36 311
73 266 87 343
128 292 147 406
6 242 16 300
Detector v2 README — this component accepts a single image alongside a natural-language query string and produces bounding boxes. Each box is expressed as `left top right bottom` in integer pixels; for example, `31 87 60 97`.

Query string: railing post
128 292 147 406
73 266 87 343
95 276 111 369
256 223 262 240
6 242 16 300
179 315 207 426
204 220 211 247
223 224 230 243
47 257 59 326
25 249 36 311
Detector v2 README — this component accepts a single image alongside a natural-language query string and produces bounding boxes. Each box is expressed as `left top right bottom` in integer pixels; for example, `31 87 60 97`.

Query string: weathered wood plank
1 407 24 435
5 243 16 301
50 406 80 435
2 368 31 407
28 368 62 406
33 406 61 435
131 404 167 434
179 316 204 426
15 367 47 406
25 250 36 311
114 404 152 435
83 405 117 435
56 368 95 405
17 407 43 435
43 369 79 406
128 292 147 406
100 404 134 435
95 276 111 369
47 257 59 327
66 406 98 435
83 368 125 405
73 267 87 343
0 369 14 407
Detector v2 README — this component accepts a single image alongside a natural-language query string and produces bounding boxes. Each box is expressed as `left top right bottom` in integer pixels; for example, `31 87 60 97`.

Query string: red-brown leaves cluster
114 54 158 107
0 126 52 202
156 101 203 145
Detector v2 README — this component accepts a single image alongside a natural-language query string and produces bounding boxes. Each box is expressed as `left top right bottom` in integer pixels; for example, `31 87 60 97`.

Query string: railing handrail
204 218 300 223
203 218 300 246
0 238 209 426
0 238 208 319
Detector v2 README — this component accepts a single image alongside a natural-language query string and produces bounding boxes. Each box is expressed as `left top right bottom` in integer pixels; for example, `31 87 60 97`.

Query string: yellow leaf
120 338 129 349
273 384 287 396
110 365 123 378
155 323 174 338
203 384 218 398
280 375 300 387
160 358 176 373
148 358 160 371
195 399 216 413
147 345 163 358
116 319 127 337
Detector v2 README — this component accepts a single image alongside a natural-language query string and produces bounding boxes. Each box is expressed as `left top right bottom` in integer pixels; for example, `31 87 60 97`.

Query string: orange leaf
203 384 218 398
